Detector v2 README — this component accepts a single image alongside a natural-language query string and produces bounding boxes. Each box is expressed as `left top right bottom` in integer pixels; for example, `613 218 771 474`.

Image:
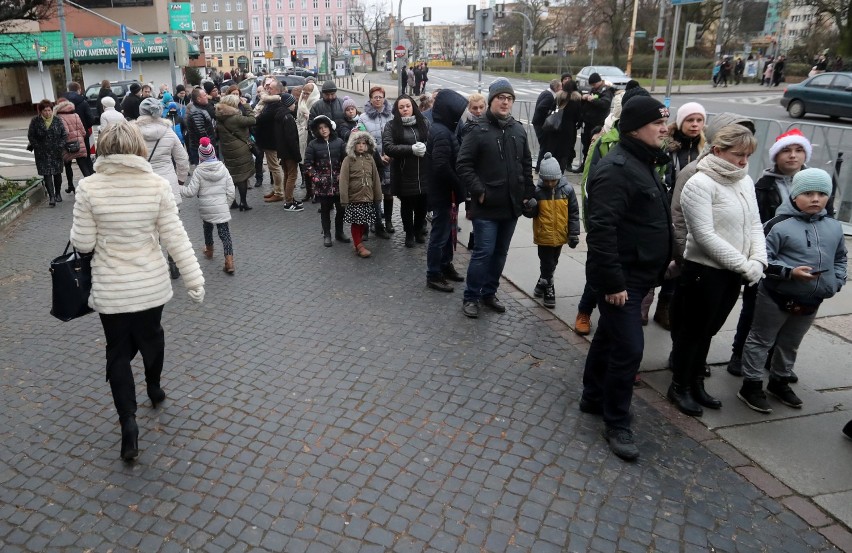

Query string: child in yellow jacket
524 152 580 308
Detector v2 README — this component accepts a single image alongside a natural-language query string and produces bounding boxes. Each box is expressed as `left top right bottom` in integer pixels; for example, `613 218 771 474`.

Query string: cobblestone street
0 190 842 552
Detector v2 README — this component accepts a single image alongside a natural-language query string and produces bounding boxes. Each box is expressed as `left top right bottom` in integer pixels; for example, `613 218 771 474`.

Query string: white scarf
696 154 747 185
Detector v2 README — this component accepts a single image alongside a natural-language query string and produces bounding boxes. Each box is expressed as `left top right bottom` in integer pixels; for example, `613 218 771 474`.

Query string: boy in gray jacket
738 168 847 413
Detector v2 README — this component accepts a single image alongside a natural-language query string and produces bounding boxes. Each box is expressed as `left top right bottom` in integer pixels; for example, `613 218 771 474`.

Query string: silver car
575 66 631 90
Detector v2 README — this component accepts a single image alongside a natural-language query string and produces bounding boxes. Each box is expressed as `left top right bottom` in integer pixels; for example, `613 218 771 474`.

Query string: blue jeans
426 206 454 279
581 286 649 430
463 218 518 302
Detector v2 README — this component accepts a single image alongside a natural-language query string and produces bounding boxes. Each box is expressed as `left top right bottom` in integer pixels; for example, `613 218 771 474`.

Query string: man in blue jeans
581 96 673 461
456 78 534 318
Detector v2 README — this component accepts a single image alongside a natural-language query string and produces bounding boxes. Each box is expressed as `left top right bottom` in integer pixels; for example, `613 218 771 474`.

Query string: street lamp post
396 0 404 96
509 10 532 79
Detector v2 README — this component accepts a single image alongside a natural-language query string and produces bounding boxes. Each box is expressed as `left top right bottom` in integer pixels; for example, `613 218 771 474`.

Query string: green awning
0 32 73 66
72 34 199 61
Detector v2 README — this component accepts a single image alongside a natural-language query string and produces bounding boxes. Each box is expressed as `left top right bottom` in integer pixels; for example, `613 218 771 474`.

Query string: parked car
84 80 140 111
575 66 631 90
780 71 852 120
292 68 317 79
238 74 308 97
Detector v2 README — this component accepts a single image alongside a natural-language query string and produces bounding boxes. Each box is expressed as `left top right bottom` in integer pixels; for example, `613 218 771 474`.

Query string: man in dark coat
401 64 409 93
121 83 143 120
425 89 468 293
581 96 672 462
577 72 613 171
254 81 287 203
456 78 534 319
561 72 579 94
64 82 95 157
273 92 303 211
531 78 561 172
185 88 216 165
309 81 346 139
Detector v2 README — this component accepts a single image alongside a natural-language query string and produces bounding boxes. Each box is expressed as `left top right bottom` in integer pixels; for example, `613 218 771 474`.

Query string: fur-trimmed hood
345 130 376 157
362 99 392 119
215 103 242 118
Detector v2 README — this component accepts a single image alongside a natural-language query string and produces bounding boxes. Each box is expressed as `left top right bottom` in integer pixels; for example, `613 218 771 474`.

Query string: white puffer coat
135 115 190 206
681 166 767 272
181 160 236 224
70 154 205 314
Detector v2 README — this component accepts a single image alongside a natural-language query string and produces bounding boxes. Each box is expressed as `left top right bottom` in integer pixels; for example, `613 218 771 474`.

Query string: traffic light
422 7 431 21
500 51 506 58
694 23 704 40
685 23 703 48
290 49 298 62
494 3 504 18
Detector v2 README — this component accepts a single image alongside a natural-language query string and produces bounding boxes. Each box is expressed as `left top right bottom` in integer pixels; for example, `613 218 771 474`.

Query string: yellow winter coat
526 179 581 247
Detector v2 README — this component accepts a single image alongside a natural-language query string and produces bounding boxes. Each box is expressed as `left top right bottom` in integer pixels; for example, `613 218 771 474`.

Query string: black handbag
65 140 80 153
542 108 563 133
50 241 94 321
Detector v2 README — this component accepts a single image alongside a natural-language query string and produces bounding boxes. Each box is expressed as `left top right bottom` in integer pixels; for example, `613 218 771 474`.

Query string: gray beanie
281 93 296 108
538 152 562 180
487 78 515 105
139 98 163 117
321 80 337 93
790 168 832 198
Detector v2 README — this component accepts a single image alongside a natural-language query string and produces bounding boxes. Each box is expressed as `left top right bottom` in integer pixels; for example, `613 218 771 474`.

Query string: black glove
569 237 579 249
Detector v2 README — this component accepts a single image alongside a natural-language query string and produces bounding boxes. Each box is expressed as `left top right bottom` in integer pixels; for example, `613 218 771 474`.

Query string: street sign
120 24 127 41
168 2 193 32
394 45 406 59
654 37 666 51
587 38 598 50
117 38 132 71
467 4 476 20
634 30 647 38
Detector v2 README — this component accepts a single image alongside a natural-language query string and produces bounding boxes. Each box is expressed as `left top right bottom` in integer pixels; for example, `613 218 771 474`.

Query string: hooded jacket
55 101 87 162
357 100 393 186
63 90 95 130
665 125 705 189
70 154 204 314
134 115 190 206
524 177 581 247
672 112 754 259
181 159 236 224
340 131 381 205
100 106 125 131
456 109 534 221
304 116 346 196
309 96 346 139
215 102 258 181
185 102 215 154
762 201 847 302
426 89 467 210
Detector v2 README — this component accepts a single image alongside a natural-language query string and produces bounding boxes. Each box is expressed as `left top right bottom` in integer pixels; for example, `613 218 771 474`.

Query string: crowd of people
27 68 851 462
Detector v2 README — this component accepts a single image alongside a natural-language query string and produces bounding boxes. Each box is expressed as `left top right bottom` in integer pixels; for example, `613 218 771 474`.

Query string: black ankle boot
667 382 703 416
691 379 722 409
120 417 139 461
385 218 395 233
374 222 390 239
335 231 351 243
147 385 166 407
404 233 415 248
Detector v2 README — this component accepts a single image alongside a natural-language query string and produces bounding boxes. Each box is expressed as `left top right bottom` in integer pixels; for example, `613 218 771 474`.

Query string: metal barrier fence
334 75 375 95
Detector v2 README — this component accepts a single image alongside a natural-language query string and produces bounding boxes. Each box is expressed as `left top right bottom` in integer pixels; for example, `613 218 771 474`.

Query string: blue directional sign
117 38 132 71
671 0 703 4
120 24 127 41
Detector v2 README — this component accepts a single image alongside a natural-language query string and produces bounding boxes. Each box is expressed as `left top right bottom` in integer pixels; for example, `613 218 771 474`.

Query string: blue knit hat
488 78 515 106
790 168 832 198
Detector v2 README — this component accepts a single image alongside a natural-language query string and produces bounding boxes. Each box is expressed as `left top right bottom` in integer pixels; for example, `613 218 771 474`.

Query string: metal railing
333 74 374 95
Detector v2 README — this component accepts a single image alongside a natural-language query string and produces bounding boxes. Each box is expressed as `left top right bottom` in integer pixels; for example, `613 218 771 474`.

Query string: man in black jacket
577 72 613 172
274 92 303 211
309 81 346 139
64 82 95 158
581 96 672 462
254 80 287 203
531 79 561 172
457 78 534 318
121 83 143 120
185 88 216 165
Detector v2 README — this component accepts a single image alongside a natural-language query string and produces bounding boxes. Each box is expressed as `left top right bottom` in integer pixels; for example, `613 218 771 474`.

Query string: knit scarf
401 115 417 126
42 115 54 128
697 154 747 185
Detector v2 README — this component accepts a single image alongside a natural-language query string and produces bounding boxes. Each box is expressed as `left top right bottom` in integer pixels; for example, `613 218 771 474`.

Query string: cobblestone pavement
0 188 841 552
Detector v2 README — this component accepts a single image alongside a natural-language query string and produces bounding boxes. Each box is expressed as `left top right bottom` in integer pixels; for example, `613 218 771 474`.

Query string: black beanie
619 96 670 134
588 72 602 85
281 93 296 108
621 86 650 106
203 81 215 94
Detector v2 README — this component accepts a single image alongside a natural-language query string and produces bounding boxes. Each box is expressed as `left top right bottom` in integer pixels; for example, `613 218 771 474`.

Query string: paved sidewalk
0 167 850 551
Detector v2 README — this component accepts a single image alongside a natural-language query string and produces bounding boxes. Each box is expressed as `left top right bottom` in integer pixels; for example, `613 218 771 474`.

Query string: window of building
277 16 283 29
236 0 242 10
289 0 294 7
214 36 223 50
190 3 194 12
226 19 233 29
289 15 295 27
252 16 259 30
203 36 212 51
276 0 282 8
301 0 306 8
200 2 207 11
251 0 257 9
291 34 297 45
337 0 342 7
227 36 236 50
324 0 329 7
192 21 197 31
214 19 221 30
225 1 231 10
337 33 344 44
312 0 317 8
348 15 355 26
314 15 319 27
266 35 273 47
336 15 343 26
325 15 331 27
254 35 261 47
237 19 244 29
301 15 307 27
238 36 246 49
302 34 308 45
213 1 219 11
201 20 209 31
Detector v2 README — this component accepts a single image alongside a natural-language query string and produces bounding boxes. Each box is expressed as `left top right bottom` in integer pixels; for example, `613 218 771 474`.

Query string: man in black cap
581 95 672 462
561 72 578 94
457 78 534 319
576 72 613 172
531 78 561 172
121 82 144 120
309 80 346 139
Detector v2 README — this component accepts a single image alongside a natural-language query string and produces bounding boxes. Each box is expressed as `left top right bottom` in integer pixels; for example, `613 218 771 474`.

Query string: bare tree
495 0 560 58
405 23 424 61
0 0 55 32
349 0 391 71
798 0 852 55
458 23 474 64
435 26 455 60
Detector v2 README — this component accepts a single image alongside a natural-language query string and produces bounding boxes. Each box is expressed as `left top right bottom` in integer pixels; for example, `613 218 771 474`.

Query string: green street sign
168 2 192 31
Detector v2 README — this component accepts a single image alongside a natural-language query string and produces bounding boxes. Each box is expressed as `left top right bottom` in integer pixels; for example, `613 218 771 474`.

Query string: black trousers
399 194 427 236
319 195 344 234
538 245 562 280
64 156 94 185
99 305 165 422
670 261 742 386
581 123 596 161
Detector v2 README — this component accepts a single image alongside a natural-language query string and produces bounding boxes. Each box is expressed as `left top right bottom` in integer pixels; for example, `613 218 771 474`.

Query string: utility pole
57 0 73 87
650 0 666 92
713 0 728 58
624 0 640 76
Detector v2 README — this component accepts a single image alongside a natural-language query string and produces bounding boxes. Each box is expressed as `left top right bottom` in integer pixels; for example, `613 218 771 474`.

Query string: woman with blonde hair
667 124 765 417
70 121 205 461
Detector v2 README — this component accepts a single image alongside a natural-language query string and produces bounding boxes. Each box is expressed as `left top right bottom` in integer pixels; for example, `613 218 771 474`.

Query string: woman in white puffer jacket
667 124 767 417
135 98 190 279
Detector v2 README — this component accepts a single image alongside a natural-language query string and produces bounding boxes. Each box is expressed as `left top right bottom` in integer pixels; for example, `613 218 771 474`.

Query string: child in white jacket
182 137 237 274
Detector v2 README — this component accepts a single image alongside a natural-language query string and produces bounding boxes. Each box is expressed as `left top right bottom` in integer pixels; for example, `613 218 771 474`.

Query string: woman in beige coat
70 122 205 462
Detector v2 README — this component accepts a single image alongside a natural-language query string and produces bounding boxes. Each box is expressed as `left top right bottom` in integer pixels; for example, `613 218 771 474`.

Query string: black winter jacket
382 117 430 197
309 98 346 139
585 136 673 294
185 102 215 152
64 91 95 130
456 110 534 221
275 109 301 162
121 93 143 121
304 136 345 196
254 99 284 151
531 89 556 127
426 90 467 209
580 85 614 127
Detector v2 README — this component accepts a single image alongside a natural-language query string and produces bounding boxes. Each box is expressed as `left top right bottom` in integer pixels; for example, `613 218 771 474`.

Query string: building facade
189 0 251 72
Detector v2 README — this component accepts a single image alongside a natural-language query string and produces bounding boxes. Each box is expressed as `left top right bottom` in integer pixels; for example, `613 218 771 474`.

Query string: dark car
780 71 852 120
238 75 307 97
292 68 317 79
575 66 631 90
84 80 140 111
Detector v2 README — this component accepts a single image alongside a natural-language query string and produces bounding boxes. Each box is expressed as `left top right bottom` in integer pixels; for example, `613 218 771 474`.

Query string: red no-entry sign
394 45 406 59
654 37 665 52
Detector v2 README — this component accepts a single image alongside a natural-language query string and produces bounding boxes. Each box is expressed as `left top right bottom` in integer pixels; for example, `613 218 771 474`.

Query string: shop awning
0 32 73 67
72 34 199 61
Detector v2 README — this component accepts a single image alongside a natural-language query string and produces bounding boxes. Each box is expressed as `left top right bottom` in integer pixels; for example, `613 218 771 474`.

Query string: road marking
697 95 781 105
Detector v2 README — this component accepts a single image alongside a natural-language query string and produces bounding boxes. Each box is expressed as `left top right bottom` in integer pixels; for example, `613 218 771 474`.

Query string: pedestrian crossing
0 136 34 167
697 95 781 106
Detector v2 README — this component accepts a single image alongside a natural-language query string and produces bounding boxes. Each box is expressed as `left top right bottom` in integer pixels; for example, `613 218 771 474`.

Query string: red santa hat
768 129 812 163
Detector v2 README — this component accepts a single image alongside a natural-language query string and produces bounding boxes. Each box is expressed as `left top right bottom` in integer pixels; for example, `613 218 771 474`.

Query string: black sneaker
727 354 743 376
579 398 603 415
737 381 772 413
462 301 479 319
766 379 803 408
482 295 506 313
533 278 547 298
283 202 304 212
777 371 799 384
603 427 639 461
843 420 852 441
427 277 454 293
543 282 556 308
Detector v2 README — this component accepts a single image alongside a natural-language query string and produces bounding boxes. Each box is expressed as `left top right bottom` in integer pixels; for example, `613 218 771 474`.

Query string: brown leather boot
203 245 214 259
223 255 235 274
